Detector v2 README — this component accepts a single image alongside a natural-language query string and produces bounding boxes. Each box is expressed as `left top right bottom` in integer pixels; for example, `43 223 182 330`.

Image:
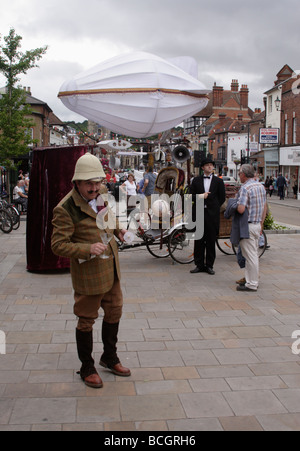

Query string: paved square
1 222 300 430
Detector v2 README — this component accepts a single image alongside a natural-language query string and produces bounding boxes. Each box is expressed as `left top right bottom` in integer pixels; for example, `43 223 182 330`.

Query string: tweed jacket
51 188 121 296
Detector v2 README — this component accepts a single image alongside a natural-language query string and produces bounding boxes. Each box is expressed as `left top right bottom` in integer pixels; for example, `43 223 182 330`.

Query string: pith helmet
72 153 105 182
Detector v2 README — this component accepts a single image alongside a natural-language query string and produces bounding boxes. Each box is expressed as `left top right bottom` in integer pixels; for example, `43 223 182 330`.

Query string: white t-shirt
124 180 137 196
13 186 22 200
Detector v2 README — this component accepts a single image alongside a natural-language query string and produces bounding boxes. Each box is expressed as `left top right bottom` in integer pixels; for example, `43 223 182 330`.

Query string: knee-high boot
76 328 103 388
100 321 131 377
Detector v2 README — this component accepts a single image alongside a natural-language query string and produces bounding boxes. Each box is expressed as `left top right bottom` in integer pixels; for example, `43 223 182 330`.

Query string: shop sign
280 147 300 166
259 128 279 144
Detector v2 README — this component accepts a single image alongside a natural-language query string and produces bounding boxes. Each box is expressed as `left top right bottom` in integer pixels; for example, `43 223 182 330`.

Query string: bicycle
0 205 13 233
0 194 21 230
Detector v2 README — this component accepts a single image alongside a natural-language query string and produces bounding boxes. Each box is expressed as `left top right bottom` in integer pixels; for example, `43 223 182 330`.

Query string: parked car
222 176 239 185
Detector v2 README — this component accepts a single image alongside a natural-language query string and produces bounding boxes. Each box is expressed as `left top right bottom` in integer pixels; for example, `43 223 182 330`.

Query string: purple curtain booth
26 146 87 271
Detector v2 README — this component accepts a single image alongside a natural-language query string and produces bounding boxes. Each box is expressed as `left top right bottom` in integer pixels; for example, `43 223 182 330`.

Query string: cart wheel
146 239 170 258
216 237 236 255
168 228 194 264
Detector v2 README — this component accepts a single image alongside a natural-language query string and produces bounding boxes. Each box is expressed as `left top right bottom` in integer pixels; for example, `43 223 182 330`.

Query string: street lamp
275 96 282 112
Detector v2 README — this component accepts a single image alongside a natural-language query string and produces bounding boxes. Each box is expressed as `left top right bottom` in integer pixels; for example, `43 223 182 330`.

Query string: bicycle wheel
257 230 267 258
146 237 170 258
216 236 236 255
0 209 13 233
232 230 268 258
168 228 194 264
6 205 20 230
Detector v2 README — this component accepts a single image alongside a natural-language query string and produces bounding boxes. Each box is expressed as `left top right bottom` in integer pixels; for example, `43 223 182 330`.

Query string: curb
265 229 300 235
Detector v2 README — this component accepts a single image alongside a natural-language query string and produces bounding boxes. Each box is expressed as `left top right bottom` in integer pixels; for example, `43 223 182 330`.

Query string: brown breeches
74 278 123 332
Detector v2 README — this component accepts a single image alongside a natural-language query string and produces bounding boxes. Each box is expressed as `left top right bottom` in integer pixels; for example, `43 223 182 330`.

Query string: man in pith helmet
51 153 130 389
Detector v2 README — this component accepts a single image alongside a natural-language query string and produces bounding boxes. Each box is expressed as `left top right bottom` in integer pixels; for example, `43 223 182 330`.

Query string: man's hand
118 229 127 242
90 242 107 256
237 204 246 215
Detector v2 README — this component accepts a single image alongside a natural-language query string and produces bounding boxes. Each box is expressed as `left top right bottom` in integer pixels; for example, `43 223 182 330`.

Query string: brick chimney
212 83 224 107
219 112 227 124
231 79 239 92
240 84 249 108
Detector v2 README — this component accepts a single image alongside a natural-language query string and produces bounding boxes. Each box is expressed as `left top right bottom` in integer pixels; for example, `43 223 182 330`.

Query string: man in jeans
237 164 267 292
142 167 157 208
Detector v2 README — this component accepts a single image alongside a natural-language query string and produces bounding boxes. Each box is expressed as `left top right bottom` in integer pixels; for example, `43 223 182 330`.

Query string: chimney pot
231 79 239 92
239 84 249 108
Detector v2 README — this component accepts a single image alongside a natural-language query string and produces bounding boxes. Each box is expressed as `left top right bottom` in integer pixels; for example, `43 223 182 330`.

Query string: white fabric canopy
58 52 209 138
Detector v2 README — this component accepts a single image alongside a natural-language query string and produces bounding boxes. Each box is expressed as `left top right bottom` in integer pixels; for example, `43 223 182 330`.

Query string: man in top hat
51 153 131 389
190 158 226 275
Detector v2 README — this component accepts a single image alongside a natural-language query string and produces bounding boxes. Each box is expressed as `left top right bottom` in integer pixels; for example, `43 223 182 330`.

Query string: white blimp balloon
58 52 209 138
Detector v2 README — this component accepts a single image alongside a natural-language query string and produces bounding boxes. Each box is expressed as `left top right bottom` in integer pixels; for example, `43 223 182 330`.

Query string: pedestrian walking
277 173 287 200
285 174 290 198
292 175 298 199
189 158 226 275
264 176 270 191
51 153 131 389
236 164 267 292
268 176 274 197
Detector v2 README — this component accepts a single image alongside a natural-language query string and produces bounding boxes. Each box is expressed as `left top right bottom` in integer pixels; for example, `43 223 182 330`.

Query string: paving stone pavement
1 222 300 431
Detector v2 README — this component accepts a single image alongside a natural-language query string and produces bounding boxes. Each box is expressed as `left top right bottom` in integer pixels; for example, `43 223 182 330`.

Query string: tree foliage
0 28 48 168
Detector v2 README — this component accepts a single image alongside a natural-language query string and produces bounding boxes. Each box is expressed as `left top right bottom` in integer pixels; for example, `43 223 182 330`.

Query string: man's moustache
87 190 99 194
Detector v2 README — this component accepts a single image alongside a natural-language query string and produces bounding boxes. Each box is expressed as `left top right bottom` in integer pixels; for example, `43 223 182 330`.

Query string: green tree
0 28 48 169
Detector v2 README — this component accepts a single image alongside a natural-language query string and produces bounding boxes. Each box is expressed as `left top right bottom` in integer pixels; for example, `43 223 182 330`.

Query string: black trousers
278 186 285 199
194 209 218 269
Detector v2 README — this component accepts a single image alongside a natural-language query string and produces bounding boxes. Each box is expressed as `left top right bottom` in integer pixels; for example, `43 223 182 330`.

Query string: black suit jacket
190 175 226 228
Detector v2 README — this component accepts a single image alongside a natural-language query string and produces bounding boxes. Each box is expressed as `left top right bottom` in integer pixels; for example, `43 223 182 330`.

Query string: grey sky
1 0 299 122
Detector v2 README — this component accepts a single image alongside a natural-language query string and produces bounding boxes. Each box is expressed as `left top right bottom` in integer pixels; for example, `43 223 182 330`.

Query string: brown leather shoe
83 372 103 389
100 360 131 377
236 277 246 285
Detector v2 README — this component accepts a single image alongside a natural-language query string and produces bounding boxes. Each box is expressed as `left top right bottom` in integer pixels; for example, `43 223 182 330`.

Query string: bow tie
203 176 211 179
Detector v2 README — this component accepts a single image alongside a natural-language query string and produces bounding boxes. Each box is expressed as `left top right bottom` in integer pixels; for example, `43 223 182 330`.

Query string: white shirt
124 180 137 196
88 199 98 213
203 174 212 193
13 186 23 200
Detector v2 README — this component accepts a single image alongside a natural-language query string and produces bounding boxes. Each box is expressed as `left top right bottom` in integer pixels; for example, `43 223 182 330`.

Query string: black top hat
201 157 215 168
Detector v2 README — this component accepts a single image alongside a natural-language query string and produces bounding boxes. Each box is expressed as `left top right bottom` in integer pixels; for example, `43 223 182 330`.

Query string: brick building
277 69 300 197
188 79 256 174
207 80 252 124
24 87 53 148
